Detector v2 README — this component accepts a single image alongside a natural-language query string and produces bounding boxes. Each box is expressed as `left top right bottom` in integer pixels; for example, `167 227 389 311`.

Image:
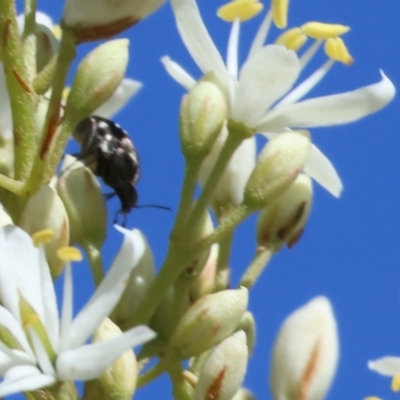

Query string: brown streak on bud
12 68 33 94
40 110 60 159
287 228 304 249
299 338 321 400
2 19 11 48
277 201 306 242
73 17 140 43
205 366 227 400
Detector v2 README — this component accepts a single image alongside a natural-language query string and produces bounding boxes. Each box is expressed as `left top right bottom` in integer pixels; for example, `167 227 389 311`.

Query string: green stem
0 174 24 195
24 27 76 193
239 246 273 289
186 133 243 237
168 360 192 400
84 243 104 287
171 160 201 238
22 0 37 79
130 246 190 326
194 205 252 255
0 0 37 180
137 359 168 388
214 230 233 291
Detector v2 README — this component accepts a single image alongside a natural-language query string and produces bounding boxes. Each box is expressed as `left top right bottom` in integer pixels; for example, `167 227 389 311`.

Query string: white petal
0 226 43 322
29 329 56 377
38 246 59 352
303 143 343 197
67 227 145 349
198 128 256 207
248 10 272 59
368 357 400 376
259 71 396 131
60 263 73 352
161 56 196 90
276 59 334 108
0 306 34 356
57 325 155 381
0 366 55 397
226 19 240 79
233 45 300 128
94 79 143 118
170 0 229 87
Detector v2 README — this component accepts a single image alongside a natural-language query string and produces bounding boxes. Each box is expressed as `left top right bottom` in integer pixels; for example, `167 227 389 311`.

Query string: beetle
72 115 141 225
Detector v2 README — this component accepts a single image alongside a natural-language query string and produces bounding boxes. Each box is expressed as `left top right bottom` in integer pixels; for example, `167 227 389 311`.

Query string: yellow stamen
217 0 263 22
57 246 83 262
301 22 350 40
363 397 382 400
52 25 62 40
275 27 307 51
324 37 354 65
271 0 289 29
392 373 400 391
32 229 54 247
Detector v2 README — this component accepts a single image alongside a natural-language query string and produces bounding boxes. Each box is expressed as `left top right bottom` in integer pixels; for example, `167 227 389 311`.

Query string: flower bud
199 128 256 210
189 243 218 301
0 204 13 227
112 230 155 328
232 388 255 400
19 185 69 278
171 287 248 358
62 0 165 43
180 79 227 160
270 296 339 400
65 39 129 120
256 173 313 250
57 155 106 249
193 331 248 400
93 318 138 400
243 132 310 210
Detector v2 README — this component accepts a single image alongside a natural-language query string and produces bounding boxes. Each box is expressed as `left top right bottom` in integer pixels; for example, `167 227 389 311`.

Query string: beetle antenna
134 204 172 211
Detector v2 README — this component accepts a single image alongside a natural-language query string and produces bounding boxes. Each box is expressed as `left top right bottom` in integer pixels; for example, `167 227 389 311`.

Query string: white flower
0 225 155 397
369 356 400 378
162 0 395 197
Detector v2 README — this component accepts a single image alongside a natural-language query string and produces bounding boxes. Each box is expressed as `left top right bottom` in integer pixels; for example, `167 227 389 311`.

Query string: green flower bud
65 39 129 120
93 318 138 400
171 287 248 358
112 230 155 329
180 79 227 160
19 185 70 278
271 297 339 400
243 131 310 210
57 155 106 249
256 173 313 250
193 331 248 400
63 0 165 43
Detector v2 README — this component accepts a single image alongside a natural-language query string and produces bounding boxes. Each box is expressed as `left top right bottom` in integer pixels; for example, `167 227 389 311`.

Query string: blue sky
14 0 400 399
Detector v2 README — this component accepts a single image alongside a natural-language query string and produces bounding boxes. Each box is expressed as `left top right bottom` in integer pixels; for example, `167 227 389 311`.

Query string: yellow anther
57 247 83 262
271 0 289 29
275 27 307 51
217 0 263 22
392 373 400 391
301 22 350 40
52 25 62 40
32 229 54 247
324 37 354 65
